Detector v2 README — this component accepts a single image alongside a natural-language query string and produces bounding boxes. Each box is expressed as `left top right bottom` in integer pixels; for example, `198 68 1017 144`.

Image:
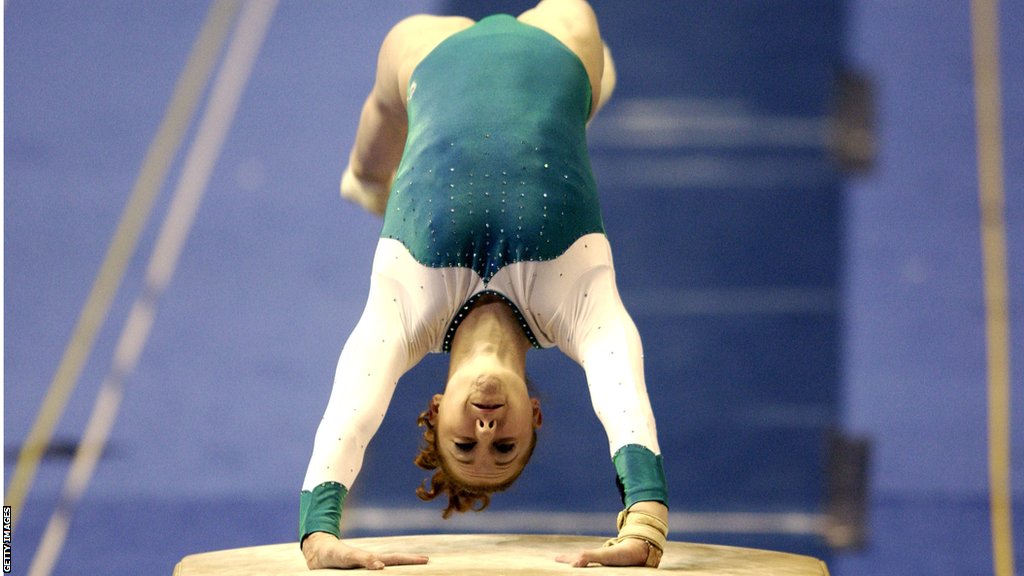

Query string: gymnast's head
414 366 543 517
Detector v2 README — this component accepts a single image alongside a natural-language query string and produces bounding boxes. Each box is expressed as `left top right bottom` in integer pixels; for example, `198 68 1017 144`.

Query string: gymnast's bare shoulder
517 0 612 115
377 2 612 113
376 14 475 107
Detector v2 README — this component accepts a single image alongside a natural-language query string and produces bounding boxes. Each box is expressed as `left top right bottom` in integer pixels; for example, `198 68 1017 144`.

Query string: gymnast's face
431 361 542 486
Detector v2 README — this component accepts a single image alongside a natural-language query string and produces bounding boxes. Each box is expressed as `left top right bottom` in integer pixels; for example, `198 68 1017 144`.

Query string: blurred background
4 1 1021 574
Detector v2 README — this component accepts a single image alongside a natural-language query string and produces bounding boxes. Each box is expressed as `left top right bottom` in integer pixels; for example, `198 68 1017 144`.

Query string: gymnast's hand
302 532 429 570
555 501 668 568
555 538 654 568
340 165 391 217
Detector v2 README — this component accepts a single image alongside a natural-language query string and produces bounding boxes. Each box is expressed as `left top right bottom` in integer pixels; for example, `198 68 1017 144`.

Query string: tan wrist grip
603 509 669 567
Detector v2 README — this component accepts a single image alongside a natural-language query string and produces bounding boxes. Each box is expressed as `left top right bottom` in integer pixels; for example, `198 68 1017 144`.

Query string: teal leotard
381 14 604 283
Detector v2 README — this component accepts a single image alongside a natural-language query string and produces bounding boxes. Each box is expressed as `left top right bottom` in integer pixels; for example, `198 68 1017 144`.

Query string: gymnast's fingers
555 551 592 567
376 552 430 567
329 548 429 570
555 539 651 568
325 543 381 570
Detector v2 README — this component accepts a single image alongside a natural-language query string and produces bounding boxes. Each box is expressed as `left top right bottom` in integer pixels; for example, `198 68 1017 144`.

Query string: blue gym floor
4 1 1021 575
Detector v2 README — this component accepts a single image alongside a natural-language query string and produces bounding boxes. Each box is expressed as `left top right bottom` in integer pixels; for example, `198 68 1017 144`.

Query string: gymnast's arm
594 43 616 117
339 18 411 216
299 273 430 570
555 265 669 567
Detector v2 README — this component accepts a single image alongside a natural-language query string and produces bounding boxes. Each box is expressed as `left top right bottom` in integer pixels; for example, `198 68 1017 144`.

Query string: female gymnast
300 0 669 569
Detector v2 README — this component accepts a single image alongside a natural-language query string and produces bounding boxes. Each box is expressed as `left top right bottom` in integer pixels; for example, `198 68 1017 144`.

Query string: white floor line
344 508 827 537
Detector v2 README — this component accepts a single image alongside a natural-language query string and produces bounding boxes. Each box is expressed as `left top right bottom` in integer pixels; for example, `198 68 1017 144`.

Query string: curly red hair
414 401 538 518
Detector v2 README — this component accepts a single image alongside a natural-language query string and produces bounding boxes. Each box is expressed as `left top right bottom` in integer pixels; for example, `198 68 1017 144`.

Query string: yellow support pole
969 1 1015 576
4 0 239 532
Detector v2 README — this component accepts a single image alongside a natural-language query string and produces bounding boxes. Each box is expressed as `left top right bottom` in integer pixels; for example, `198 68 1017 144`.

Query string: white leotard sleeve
557 260 660 456
301 272 418 492
579 299 658 455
